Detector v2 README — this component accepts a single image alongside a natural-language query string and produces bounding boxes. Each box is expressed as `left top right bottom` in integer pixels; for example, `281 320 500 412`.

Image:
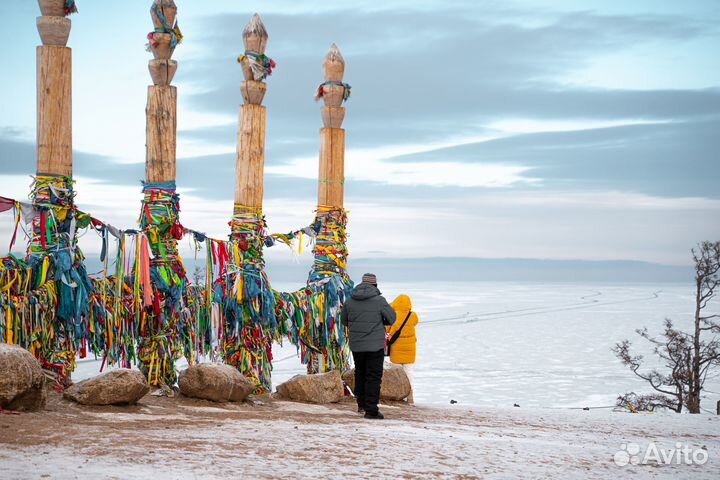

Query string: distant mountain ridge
75 255 692 284
269 257 692 284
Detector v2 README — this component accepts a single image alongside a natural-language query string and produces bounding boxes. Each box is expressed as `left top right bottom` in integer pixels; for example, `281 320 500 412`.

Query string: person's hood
391 294 412 313
351 282 381 300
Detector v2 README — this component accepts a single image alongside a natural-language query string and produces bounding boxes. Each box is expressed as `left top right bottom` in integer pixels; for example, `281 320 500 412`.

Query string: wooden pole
235 14 269 210
235 104 266 208
318 129 345 207
317 44 348 208
36 2 73 176
307 44 351 374
138 0 183 387
31 0 77 387
146 0 178 183
145 85 177 182
225 14 276 392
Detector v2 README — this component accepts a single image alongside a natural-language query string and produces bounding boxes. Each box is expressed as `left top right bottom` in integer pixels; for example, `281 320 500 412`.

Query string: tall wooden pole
146 0 178 183
305 44 352 374
36 0 73 177
317 44 348 208
29 0 81 388
235 14 269 210
137 0 185 386
225 14 276 392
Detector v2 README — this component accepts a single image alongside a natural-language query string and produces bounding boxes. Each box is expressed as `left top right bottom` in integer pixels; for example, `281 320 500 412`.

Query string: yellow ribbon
5 307 14 344
39 256 50 286
0 276 16 292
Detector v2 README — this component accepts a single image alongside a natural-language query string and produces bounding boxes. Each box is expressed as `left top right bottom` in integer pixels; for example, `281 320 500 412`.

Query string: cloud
384 117 720 198
171 7 720 172
266 144 537 188
339 189 720 265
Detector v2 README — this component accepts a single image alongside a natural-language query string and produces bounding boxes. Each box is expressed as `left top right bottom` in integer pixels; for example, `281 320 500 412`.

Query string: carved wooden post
146 0 179 182
137 0 186 386
317 44 348 208
36 0 74 177
235 14 271 209
29 0 81 388
224 14 277 393
305 44 353 374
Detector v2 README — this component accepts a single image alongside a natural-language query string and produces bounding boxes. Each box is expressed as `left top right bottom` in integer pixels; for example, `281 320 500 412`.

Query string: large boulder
178 363 255 402
276 371 344 404
64 369 149 405
343 363 411 401
0 344 46 411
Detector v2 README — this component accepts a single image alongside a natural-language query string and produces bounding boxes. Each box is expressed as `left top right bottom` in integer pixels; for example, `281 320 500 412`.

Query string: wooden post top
148 0 180 86
323 43 345 83
243 14 268 54
151 0 177 30
320 44 349 128
239 14 273 105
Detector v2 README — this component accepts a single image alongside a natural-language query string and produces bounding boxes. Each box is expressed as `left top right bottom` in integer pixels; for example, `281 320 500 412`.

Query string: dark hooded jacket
341 282 396 352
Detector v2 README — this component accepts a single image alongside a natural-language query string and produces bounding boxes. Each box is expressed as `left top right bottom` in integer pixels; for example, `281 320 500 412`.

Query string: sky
0 0 718 279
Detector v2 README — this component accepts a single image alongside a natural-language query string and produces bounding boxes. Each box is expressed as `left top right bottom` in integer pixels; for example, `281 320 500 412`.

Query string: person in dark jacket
341 273 396 419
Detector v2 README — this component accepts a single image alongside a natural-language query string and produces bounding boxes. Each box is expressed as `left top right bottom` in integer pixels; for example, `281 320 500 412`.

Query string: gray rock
343 363 411 401
275 371 344 404
64 369 149 405
178 363 255 402
0 344 46 411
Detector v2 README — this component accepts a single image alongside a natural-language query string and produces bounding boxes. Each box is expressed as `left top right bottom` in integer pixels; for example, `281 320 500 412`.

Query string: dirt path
1 389 719 479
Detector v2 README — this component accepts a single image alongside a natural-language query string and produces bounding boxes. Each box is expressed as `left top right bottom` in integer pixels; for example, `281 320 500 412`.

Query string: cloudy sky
0 0 718 276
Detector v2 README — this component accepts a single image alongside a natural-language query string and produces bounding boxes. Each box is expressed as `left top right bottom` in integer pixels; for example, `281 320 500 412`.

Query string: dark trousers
352 349 384 414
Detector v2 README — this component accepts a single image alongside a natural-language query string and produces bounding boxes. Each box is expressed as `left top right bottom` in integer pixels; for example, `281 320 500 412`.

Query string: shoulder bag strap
387 311 412 347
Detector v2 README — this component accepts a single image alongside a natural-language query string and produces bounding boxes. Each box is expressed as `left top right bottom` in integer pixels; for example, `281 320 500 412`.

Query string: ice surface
74 282 720 411
274 281 720 410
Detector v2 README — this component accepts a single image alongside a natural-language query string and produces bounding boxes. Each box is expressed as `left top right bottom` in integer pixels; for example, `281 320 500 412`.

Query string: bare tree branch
614 241 720 413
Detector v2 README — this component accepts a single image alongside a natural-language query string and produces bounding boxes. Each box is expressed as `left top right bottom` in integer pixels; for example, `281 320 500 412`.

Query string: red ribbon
0 196 15 213
39 210 47 250
9 205 20 252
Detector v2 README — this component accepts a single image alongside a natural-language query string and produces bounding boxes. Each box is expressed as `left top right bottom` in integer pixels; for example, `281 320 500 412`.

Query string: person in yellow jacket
386 294 419 403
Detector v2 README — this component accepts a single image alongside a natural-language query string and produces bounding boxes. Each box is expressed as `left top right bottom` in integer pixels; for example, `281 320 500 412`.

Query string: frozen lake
75 282 720 412
272 281 720 410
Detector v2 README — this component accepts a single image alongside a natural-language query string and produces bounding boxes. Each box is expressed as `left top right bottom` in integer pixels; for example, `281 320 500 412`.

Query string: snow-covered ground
1 398 718 479
75 282 720 411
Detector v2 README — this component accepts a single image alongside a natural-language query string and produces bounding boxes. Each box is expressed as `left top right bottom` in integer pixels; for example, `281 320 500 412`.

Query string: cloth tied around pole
237 52 276 81
147 3 183 50
315 81 352 102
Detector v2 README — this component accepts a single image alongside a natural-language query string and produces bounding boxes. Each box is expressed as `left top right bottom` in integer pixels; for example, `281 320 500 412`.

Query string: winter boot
364 410 384 420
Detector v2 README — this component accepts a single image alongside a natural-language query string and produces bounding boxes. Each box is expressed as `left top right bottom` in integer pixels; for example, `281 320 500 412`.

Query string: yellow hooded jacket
386 294 418 364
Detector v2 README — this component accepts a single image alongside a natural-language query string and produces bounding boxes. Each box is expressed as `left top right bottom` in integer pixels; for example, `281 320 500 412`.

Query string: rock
0 344 46 411
178 363 255 402
63 369 149 405
342 363 411 401
150 384 177 397
276 371 344 404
